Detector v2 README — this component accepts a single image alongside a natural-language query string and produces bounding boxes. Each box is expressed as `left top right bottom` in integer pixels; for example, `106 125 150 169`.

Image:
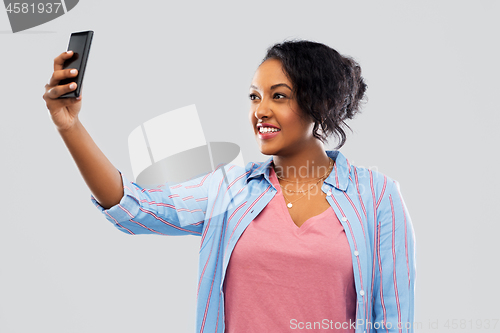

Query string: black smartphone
58 30 94 98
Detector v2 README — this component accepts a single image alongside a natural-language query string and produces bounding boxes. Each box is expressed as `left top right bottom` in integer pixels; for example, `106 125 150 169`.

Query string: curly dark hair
262 39 367 149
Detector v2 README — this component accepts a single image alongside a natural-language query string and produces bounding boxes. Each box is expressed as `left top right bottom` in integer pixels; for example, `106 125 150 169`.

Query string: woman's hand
43 50 82 132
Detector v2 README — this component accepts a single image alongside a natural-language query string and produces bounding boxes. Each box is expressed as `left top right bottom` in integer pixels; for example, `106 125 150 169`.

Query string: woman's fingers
45 50 79 101
43 51 79 104
54 50 74 71
48 68 78 87
45 51 78 92
44 81 77 100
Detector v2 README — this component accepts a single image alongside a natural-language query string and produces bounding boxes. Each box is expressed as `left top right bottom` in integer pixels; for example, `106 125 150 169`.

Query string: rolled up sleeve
91 170 214 236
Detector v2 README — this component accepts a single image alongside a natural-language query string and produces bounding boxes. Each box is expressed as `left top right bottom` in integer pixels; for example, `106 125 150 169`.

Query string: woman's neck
272 145 333 182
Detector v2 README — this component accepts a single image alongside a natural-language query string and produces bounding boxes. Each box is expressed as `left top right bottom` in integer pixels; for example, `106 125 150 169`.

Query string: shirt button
341 216 347 222
354 251 359 256
359 290 365 296
326 190 332 196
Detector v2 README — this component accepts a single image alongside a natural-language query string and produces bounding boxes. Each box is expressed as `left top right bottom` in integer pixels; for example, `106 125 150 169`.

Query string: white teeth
259 127 280 133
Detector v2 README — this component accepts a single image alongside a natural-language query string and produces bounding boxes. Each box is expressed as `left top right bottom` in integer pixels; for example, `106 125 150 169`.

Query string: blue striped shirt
92 150 416 333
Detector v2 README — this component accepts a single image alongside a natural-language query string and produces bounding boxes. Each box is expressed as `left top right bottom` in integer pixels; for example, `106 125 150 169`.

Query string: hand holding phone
58 30 93 98
43 31 94 132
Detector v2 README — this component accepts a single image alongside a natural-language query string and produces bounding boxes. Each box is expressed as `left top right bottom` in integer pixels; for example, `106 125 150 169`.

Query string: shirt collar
245 150 351 192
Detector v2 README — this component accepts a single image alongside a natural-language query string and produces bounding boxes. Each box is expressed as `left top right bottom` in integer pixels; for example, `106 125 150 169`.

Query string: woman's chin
260 150 274 156
257 144 276 156
256 137 285 156
258 144 282 156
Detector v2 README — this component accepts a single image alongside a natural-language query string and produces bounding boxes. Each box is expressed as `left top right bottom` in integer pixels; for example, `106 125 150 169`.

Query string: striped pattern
91 150 416 333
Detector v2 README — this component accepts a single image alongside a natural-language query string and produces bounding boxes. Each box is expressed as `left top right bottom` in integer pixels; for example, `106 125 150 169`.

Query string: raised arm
43 51 123 208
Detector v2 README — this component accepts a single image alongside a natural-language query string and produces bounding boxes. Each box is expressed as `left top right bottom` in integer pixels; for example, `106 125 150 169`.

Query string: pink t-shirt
223 167 356 332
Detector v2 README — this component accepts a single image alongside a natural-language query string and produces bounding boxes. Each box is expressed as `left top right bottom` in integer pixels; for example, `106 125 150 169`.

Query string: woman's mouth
257 126 281 139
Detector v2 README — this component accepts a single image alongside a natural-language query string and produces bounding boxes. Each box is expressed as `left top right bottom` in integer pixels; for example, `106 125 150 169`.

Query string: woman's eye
249 94 259 100
274 93 286 99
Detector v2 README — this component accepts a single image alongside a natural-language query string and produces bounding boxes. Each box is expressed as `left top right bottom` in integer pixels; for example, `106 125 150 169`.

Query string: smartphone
58 31 94 98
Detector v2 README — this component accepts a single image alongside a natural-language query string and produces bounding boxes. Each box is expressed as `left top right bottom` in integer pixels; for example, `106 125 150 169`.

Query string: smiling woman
249 58 314 157
43 39 415 333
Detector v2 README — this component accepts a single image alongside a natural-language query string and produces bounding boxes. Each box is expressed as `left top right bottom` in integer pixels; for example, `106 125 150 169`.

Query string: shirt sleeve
372 178 416 332
91 170 215 236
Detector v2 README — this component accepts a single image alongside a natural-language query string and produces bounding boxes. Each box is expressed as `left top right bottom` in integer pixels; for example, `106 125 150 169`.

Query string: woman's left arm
372 179 417 333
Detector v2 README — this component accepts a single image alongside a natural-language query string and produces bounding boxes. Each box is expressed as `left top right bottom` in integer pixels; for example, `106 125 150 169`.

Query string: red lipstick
257 123 281 140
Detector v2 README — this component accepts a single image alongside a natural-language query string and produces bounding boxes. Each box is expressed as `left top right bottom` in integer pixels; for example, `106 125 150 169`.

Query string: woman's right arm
43 51 123 209
43 51 222 237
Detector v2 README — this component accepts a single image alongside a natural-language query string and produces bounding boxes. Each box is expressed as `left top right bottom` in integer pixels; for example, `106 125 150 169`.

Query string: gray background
1 1 499 332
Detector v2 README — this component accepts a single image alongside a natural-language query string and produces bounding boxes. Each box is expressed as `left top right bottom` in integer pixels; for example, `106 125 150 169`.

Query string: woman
43 40 416 333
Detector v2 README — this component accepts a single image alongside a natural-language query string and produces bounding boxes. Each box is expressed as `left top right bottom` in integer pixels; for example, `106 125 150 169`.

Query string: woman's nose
254 97 272 120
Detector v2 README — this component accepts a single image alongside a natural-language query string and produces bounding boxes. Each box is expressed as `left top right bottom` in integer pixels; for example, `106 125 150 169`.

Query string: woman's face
249 59 316 156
